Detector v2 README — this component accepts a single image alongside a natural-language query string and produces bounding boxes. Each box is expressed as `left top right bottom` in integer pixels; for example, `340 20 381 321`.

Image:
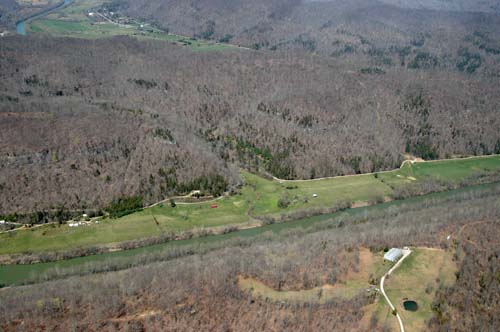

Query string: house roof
384 248 403 262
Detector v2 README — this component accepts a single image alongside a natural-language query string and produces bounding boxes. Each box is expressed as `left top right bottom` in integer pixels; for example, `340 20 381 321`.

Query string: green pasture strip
1 181 498 286
27 0 233 51
0 156 499 256
384 248 457 332
379 155 500 189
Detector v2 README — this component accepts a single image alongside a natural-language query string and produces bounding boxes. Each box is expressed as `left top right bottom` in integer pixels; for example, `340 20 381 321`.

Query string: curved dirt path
380 249 412 332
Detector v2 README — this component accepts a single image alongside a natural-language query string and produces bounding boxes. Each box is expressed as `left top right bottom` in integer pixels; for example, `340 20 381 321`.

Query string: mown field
238 246 457 331
0 178 497 287
0 156 499 256
378 156 500 189
384 248 457 332
27 0 232 51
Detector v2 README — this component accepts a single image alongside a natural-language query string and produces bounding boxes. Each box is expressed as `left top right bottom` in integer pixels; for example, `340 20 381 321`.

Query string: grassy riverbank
1 179 499 286
1 156 499 256
27 0 234 51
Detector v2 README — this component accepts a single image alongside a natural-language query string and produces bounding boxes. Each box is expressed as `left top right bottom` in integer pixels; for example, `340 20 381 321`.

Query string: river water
16 0 72 35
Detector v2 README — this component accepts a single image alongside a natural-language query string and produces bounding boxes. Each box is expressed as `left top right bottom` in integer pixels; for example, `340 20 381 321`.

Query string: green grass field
0 180 496 286
0 156 499 256
384 248 457 332
26 0 234 51
378 156 500 189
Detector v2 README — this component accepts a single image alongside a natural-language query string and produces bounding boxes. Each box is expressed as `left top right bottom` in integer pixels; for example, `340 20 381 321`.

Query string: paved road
380 249 412 332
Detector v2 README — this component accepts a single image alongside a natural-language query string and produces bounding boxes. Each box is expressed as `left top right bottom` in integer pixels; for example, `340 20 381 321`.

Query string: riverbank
1 180 499 287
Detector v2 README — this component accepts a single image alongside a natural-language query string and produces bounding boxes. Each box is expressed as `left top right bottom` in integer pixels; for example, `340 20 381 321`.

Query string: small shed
384 248 403 262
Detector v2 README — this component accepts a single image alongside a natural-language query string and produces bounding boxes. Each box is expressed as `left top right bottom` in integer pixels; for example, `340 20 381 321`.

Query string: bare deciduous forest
1 33 500 214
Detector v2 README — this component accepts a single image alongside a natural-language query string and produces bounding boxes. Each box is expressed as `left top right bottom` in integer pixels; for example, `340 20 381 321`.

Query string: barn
384 248 403 262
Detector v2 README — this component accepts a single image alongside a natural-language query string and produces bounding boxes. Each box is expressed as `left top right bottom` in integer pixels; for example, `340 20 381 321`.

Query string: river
16 0 73 35
1 181 498 287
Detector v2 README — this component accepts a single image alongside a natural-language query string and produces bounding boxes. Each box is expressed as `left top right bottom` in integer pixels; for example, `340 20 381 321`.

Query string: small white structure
384 248 403 262
82 214 88 218
88 12 94 16
0 220 5 224
312 193 318 198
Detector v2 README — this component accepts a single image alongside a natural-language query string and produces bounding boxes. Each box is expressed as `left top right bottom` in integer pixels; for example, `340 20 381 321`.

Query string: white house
384 248 403 262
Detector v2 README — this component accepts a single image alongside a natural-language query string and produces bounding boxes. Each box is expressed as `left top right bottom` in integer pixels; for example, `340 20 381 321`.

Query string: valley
1 1 499 331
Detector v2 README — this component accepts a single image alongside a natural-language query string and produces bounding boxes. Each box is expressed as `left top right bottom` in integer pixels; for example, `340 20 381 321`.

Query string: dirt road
380 249 412 332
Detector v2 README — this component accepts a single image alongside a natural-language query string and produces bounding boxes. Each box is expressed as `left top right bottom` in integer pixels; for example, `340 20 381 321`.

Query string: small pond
403 300 418 311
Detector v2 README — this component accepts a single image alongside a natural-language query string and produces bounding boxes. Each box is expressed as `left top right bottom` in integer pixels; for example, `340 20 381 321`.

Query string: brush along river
1 181 499 286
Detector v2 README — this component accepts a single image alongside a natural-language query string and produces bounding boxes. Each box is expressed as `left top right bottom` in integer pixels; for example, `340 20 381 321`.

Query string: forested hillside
0 0 20 29
0 0 61 30
1 35 500 215
117 0 500 74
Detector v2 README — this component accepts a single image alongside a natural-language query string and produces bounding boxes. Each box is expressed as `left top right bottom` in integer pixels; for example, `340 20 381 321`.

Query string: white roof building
384 248 403 262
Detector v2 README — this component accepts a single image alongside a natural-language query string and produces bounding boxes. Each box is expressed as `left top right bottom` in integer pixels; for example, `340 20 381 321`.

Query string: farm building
384 248 403 262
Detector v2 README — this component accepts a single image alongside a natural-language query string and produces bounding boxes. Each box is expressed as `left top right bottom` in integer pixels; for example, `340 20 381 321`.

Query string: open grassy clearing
26 0 233 51
384 248 457 332
0 180 496 286
378 155 500 189
238 248 387 303
16 0 59 6
0 156 499 256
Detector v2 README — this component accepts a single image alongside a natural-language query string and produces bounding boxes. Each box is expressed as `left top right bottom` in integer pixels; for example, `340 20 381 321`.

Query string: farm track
380 249 412 332
271 153 500 183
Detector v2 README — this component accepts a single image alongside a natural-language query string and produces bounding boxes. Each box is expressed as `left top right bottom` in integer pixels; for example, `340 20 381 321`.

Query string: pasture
27 0 232 51
0 156 499 256
384 248 457 332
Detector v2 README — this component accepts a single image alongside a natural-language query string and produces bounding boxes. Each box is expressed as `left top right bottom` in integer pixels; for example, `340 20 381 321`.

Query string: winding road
380 249 412 332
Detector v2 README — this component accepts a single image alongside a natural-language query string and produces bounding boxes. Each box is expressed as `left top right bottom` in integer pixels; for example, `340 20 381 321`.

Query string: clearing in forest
237 248 386 304
0 156 499 255
371 248 457 332
27 0 232 51
238 247 457 332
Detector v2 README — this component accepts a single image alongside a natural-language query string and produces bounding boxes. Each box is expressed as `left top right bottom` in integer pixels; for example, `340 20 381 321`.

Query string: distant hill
0 0 20 29
117 0 500 60
0 0 61 30
378 0 500 13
